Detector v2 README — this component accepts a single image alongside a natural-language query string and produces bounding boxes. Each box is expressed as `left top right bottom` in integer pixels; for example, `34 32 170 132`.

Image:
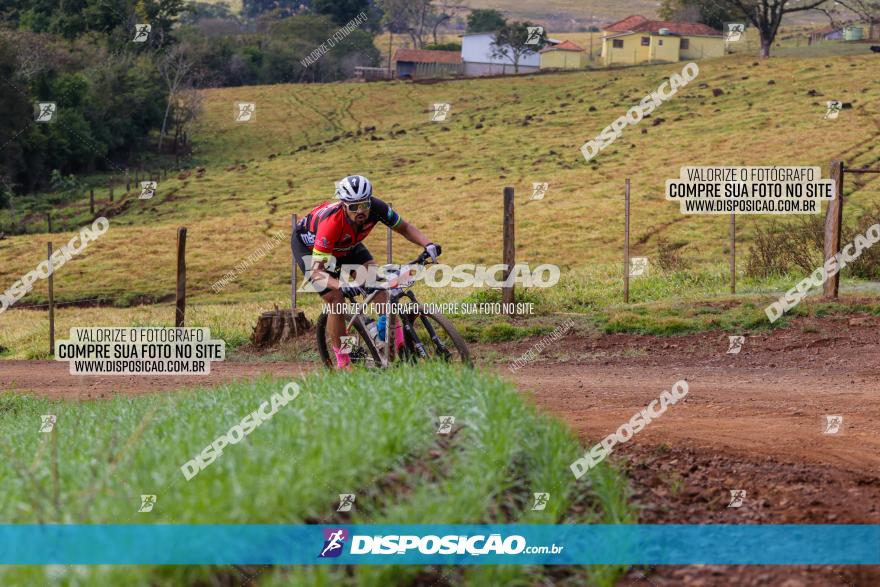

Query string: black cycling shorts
292 232 374 296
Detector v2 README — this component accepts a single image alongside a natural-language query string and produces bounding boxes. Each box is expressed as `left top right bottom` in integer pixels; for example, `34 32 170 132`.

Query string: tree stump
251 307 311 347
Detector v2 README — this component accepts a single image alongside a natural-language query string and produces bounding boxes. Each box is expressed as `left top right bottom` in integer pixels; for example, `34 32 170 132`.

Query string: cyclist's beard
353 212 368 224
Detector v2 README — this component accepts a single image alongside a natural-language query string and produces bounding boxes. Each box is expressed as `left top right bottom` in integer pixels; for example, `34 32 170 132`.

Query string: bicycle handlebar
358 251 434 294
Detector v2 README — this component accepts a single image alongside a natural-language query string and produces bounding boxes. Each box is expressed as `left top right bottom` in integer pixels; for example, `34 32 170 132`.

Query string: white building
460 32 542 76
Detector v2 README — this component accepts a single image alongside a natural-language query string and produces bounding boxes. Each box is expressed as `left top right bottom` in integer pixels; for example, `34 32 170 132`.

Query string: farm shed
460 31 541 76
540 40 587 70
393 49 462 80
809 24 845 43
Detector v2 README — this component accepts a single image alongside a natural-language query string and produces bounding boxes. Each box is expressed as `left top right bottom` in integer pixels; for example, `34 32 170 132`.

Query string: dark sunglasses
344 200 371 212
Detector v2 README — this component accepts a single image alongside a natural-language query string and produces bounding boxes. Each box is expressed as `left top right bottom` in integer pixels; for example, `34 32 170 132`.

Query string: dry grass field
2 47 879 357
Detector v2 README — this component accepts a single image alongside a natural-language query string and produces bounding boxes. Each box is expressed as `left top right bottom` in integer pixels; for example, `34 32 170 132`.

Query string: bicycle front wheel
402 306 472 366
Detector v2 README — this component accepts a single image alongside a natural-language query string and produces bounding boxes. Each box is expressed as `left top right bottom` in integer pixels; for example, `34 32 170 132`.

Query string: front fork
397 292 450 361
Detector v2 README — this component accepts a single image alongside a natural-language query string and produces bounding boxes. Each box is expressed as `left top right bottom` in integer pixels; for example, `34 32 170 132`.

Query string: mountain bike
315 252 471 368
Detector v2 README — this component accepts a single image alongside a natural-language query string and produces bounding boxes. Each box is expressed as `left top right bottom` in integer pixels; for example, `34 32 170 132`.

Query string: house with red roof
539 40 588 70
601 15 724 66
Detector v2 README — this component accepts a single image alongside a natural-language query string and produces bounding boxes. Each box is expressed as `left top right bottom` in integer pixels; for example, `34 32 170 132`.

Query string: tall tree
0 37 29 210
376 0 433 49
314 0 370 25
702 0 829 57
156 45 196 151
466 8 506 32
378 0 408 71
428 9 452 46
404 0 433 48
242 0 302 18
490 21 546 73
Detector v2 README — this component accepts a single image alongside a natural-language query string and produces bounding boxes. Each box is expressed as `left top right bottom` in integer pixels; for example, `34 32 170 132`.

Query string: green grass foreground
0 363 634 586
3 263 880 361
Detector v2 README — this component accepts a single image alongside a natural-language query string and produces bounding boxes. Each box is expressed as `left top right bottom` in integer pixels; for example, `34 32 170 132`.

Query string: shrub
745 206 880 279
424 42 461 51
844 204 880 280
745 216 823 277
655 237 690 271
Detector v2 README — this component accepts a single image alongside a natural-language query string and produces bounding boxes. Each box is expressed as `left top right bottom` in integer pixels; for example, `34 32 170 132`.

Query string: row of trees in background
173 14 378 86
0 32 167 207
0 0 387 210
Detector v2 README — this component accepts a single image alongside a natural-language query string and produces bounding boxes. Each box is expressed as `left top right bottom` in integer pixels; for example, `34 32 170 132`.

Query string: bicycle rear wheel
401 306 472 366
315 312 382 368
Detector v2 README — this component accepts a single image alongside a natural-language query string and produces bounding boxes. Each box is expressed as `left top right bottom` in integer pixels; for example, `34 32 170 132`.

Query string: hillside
1 50 879 309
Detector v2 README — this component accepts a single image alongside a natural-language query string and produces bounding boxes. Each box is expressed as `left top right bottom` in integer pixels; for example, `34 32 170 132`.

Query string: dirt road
3 313 879 585
11 314 876 476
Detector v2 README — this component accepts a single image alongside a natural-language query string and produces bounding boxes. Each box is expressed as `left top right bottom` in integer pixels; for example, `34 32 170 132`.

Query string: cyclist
293 175 441 369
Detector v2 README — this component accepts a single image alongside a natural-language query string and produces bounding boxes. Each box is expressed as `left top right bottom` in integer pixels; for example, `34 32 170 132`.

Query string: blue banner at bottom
1 524 878 565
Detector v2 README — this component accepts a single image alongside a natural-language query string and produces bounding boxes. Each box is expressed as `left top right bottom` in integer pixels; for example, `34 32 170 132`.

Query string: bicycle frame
337 259 452 367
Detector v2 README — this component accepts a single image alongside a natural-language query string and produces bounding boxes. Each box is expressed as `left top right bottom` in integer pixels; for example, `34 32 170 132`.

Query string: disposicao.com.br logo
318 529 563 558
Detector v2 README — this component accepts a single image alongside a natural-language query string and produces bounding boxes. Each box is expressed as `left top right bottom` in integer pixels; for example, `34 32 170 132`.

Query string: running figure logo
235 102 256 122
727 336 745 354
727 489 746 508
526 27 544 45
629 257 649 277
139 181 157 200
530 182 549 201
338 336 357 355
337 494 355 512
825 101 842 120
823 415 843 434
531 492 550 511
431 103 451 122
138 495 156 513
133 24 151 43
318 528 348 558
34 102 56 123
725 23 745 42
437 416 455 434
39 414 57 433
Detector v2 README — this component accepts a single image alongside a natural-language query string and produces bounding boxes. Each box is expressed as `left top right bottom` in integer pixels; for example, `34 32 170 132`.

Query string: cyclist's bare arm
393 220 430 248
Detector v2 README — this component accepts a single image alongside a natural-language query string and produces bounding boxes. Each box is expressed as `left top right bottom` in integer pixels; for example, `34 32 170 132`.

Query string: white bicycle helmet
335 175 372 202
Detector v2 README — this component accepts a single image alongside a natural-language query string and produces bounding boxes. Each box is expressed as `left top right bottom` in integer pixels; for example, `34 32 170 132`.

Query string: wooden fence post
291 214 299 342
175 227 187 327
48 242 55 356
823 160 845 298
502 187 515 314
385 203 393 364
291 214 298 310
89 189 94 214
624 179 631 304
109 183 114 203
729 212 736 294
386 202 393 264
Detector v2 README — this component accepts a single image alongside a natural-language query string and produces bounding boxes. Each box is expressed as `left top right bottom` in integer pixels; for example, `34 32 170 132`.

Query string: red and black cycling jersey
295 197 401 257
